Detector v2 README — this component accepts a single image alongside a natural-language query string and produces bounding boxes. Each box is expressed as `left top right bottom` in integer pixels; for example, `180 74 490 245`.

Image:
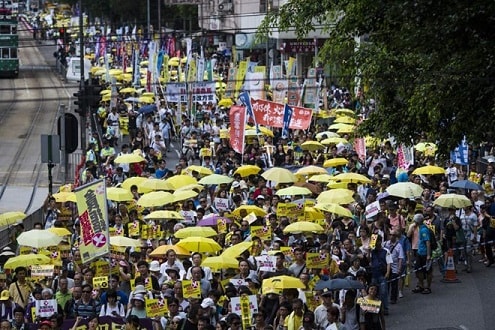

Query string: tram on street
0 6 18 77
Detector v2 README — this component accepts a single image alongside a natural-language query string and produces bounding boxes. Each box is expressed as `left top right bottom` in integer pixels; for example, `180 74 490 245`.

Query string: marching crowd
2 88 495 330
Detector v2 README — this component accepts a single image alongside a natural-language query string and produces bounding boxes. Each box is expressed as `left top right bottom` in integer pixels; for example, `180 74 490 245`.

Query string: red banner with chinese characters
229 105 246 154
250 99 313 130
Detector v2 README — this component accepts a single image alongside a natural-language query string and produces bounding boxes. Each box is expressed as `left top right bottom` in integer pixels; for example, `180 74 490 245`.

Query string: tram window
11 25 15 34
0 25 8 34
10 48 16 58
1 48 8 58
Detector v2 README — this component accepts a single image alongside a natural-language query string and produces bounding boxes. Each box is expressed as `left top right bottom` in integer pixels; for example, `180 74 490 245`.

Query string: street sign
41 135 60 164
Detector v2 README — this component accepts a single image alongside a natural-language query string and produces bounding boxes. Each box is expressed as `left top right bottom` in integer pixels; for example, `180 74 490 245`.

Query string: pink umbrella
197 214 231 227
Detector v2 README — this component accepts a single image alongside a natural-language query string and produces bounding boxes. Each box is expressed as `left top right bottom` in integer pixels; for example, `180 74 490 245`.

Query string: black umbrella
314 278 365 291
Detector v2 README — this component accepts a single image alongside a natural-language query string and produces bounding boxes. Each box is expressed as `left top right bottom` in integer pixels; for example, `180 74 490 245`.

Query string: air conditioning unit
218 1 233 13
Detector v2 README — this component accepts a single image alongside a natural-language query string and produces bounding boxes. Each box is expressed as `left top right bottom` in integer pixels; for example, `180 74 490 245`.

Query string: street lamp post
147 0 151 39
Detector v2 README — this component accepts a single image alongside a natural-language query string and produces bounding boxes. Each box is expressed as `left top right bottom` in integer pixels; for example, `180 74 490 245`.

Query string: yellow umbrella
175 183 205 192
201 255 239 271
412 165 445 175
316 189 355 204
234 165 261 177
304 207 325 221
139 178 173 191
115 153 145 164
137 191 175 207
262 275 305 294
4 254 52 270
165 175 198 190
218 98 234 107
177 237 222 253
138 96 154 104
150 244 190 257
17 229 62 248
337 126 355 134
315 131 340 140
0 211 26 226
301 141 325 151
330 123 355 130
122 177 151 194
308 174 334 183
47 227 72 237
100 89 111 95
173 190 199 202
314 203 353 217
232 205 267 217
334 116 356 124
321 137 348 145
333 173 372 184
327 180 351 189
323 158 349 168
433 194 472 209
52 191 77 203
144 210 184 220
275 186 312 196
246 125 275 137
199 174 234 185
335 109 355 116
186 165 214 176
120 87 137 94
295 166 327 176
386 182 424 199
283 221 324 234
221 241 253 258
262 167 296 183
110 236 141 247
415 142 437 152
106 187 134 202
175 227 217 239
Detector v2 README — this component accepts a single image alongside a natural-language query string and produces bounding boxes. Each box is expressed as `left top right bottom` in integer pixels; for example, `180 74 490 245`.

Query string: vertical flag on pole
229 105 246 155
282 104 293 139
238 91 259 134
451 137 469 165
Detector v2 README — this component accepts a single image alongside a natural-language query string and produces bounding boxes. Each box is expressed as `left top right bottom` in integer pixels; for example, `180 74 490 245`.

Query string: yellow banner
75 179 109 264
240 294 251 330
93 276 109 289
306 252 329 269
145 298 168 317
217 218 227 234
110 245 127 261
277 203 302 217
308 275 320 291
187 59 197 83
305 291 320 312
251 225 272 241
235 60 248 95
182 280 201 299
128 221 140 237
357 297 381 313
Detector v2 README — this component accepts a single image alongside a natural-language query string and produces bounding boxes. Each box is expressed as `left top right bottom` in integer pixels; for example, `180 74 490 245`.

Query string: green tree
258 0 495 154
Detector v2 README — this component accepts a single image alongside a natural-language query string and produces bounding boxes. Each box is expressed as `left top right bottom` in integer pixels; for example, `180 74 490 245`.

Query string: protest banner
251 226 272 241
306 252 329 269
35 299 58 318
145 297 168 317
229 278 248 287
230 295 258 317
93 276 109 289
365 201 380 219
182 280 201 299
357 297 381 313
255 255 276 272
214 198 229 212
31 265 55 278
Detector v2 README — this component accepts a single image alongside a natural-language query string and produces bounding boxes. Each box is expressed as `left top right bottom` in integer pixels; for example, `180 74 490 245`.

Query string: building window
260 0 275 13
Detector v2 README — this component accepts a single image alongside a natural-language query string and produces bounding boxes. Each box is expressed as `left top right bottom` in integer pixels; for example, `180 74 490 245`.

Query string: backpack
428 227 438 251
371 249 387 276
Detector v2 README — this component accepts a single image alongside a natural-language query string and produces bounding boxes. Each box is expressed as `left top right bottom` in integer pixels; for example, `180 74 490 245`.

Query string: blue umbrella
138 104 157 115
450 180 483 191
314 278 365 291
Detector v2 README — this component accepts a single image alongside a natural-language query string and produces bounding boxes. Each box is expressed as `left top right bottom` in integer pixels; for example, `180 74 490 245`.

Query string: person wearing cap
38 319 52 330
199 297 217 327
314 289 340 329
160 249 186 280
127 292 147 318
0 289 16 321
412 213 433 294
165 266 181 283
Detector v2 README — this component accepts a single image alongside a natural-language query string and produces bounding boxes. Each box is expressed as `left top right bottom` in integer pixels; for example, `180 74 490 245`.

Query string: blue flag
450 137 468 165
282 104 293 139
239 91 259 133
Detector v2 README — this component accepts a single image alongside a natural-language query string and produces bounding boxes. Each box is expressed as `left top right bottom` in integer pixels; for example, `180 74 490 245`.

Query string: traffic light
57 113 79 154
86 85 103 109
73 89 87 116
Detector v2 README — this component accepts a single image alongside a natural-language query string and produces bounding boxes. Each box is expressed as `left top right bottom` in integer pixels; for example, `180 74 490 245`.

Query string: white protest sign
36 299 58 318
31 265 55 278
229 279 248 287
255 255 276 272
229 295 259 316
214 198 229 212
365 201 380 219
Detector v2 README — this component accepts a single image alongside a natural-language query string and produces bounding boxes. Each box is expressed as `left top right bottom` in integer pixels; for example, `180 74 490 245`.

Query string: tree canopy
258 0 495 155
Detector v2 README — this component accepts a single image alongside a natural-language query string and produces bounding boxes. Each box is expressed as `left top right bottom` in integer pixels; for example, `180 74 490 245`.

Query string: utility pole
79 0 86 151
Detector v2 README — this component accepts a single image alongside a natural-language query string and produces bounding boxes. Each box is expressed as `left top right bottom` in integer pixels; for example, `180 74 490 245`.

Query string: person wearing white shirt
185 252 213 281
314 290 340 330
159 249 186 279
